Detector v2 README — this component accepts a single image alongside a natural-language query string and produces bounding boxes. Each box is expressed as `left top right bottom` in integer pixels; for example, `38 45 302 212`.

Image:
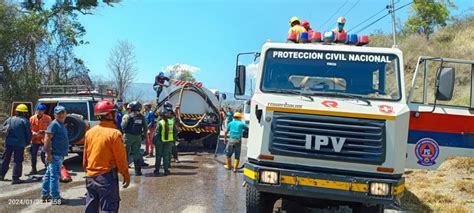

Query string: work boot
0 175 4 181
12 178 25 185
41 195 51 203
153 170 160 176
224 158 232 170
27 168 38 176
233 160 240 173
164 170 170 176
142 162 149 167
135 167 142 176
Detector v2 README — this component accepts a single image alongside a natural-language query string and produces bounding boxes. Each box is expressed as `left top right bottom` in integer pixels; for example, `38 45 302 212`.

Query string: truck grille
270 112 386 165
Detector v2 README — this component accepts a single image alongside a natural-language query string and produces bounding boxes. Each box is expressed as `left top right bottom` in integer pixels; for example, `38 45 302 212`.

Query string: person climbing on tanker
288 16 307 37
223 112 248 173
122 101 148 176
28 104 52 175
144 103 156 158
333 16 346 34
83 100 130 213
153 72 171 102
153 109 178 176
0 104 32 184
301 20 313 34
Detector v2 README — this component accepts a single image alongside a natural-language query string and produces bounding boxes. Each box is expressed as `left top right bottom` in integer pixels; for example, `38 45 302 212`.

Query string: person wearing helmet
288 16 307 40
42 105 69 204
28 104 52 175
0 104 32 184
143 103 155 158
333 16 347 33
153 72 171 102
83 100 130 212
121 101 147 176
223 112 248 172
153 109 177 176
301 20 313 34
225 110 233 127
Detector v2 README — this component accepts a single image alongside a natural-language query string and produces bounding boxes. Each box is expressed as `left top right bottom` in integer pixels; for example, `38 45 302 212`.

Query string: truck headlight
369 182 391 196
259 170 280 185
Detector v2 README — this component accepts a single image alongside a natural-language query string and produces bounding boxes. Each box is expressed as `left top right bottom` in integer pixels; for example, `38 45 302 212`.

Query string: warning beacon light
299 32 309 43
347 34 358 44
287 32 297 43
335 32 347 43
357 35 369 46
323 31 335 42
310 31 322 42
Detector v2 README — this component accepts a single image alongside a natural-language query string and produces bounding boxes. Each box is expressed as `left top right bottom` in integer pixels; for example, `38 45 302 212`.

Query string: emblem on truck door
305 135 346 152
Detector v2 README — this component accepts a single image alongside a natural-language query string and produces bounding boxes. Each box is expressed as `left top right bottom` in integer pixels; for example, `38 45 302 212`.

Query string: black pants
85 170 120 213
1 145 24 179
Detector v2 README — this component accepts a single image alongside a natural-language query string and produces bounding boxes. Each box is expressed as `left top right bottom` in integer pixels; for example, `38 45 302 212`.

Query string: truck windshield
261 49 401 101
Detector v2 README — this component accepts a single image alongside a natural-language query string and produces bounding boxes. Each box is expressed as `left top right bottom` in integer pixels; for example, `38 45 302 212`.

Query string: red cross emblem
322 100 338 108
379 105 394 114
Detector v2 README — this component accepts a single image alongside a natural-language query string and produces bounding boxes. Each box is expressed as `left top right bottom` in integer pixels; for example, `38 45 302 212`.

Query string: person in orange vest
288 16 307 37
301 20 313 34
28 104 52 175
83 100 130 212
333 16 347 34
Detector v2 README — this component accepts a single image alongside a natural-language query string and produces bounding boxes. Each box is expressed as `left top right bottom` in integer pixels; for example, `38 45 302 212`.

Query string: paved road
0 138 247 213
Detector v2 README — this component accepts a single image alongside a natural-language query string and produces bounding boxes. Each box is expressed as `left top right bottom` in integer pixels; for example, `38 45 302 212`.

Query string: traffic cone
60 165 72 183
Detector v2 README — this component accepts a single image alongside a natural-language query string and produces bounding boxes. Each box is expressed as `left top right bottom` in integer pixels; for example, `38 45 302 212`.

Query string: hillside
371 16 474 212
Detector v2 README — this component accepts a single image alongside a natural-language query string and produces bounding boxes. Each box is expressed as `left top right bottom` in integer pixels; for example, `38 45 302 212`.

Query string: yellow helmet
233 112 242 119
289 16 300 25
337 16 346 24
15 104 28 113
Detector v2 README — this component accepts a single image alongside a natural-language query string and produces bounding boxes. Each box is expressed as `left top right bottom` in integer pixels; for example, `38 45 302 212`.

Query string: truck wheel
246 185 278 213
203 134 218 149
65 114 86 144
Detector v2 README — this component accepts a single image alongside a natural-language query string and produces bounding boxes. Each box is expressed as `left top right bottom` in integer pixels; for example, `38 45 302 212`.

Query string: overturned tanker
156 80 226 148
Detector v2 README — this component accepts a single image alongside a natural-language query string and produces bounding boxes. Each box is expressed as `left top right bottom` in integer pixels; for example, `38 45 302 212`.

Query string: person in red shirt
28 104 52 175
83 100 130 212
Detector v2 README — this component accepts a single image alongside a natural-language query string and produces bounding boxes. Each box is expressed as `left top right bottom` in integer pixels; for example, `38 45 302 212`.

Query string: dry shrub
439 157 474 173
454 180 474 195
419 192 454 204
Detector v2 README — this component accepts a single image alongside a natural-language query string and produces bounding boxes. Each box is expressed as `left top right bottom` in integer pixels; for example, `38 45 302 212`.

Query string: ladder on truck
39 85 118 99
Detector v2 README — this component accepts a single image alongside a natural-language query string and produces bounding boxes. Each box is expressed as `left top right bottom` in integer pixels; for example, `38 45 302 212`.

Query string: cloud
164 63 200 73
246 63 258 78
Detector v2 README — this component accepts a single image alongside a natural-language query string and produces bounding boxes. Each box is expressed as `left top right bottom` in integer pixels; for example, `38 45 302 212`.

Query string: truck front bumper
244 162 405 205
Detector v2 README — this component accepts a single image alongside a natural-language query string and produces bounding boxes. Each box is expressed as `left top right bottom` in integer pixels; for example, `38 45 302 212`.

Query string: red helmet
301 20 310 28
94 100 117 116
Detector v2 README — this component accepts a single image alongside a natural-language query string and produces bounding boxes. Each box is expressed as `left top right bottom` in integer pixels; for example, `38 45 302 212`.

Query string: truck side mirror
436 67 455 101
235 65 246 96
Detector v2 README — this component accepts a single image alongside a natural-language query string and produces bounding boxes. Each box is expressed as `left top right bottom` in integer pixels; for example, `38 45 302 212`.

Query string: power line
319 0 349 30
343 0 361 17
347 7 387 33
354 1 413 34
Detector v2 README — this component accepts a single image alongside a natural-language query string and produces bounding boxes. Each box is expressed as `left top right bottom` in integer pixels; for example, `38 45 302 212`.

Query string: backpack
124 114 144 135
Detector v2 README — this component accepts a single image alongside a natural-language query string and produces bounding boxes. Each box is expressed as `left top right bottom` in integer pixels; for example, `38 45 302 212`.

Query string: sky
72 0 473 93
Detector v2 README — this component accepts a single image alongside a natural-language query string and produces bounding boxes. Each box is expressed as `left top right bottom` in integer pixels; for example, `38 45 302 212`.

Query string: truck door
11 101 33 117
407 57 474 169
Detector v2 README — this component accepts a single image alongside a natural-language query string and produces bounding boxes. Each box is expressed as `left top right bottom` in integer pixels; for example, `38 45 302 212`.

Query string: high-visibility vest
159 119 174 142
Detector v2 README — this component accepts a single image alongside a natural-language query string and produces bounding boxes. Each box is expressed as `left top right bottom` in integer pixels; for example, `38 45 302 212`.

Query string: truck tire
65 114 86 144
203 134 218 149
246 185 278 213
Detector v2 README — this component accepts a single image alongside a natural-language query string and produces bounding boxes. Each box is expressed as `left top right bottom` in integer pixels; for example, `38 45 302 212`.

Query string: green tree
178 70 196 81
404 0 456 39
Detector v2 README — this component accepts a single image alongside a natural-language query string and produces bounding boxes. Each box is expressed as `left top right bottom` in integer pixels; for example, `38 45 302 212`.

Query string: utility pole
389 0 397 47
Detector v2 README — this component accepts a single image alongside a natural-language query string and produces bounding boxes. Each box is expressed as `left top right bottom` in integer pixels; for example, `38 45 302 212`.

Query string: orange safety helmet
233 112 243 119
337 16 346 24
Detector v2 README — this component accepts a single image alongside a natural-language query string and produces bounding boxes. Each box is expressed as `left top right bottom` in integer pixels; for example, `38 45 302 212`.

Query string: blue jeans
41 155 64 199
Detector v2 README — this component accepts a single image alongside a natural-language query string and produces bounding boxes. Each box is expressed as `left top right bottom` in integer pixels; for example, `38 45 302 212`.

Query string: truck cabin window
261 49 401 101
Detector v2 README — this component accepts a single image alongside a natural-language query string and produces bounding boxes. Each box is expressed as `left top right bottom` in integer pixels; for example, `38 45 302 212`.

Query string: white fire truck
235 34 474 212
